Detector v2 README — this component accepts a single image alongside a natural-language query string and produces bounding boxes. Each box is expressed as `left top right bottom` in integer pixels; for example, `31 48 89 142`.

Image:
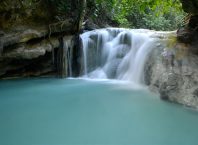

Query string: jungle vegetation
0 0 186 31
87 0 186 30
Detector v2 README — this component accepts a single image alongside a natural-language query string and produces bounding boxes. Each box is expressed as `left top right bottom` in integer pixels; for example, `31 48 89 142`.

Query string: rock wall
145 39 198 108
149 0 198 108
0 28 76 78
0 0 81 79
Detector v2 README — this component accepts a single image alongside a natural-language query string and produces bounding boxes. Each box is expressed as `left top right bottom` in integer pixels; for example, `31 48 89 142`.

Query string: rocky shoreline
145 42 198 108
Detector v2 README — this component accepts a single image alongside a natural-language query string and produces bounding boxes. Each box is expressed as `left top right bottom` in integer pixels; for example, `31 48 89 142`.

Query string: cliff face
145 0 198 108
146 45 198 108
0 0 81 78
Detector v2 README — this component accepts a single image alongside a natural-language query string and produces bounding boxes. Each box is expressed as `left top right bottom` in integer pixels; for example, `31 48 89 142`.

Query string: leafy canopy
92 0 185 30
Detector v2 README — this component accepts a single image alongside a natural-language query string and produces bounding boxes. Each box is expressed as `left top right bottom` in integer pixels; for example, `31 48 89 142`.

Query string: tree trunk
76 0 87 32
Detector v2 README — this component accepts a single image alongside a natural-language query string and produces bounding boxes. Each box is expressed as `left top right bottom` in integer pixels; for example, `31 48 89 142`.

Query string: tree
77 0 87 31
91 0 185 30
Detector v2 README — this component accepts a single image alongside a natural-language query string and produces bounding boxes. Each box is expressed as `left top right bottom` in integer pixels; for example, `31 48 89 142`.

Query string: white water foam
80 28 174 85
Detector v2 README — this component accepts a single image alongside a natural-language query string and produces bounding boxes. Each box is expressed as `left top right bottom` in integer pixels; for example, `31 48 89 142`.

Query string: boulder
147 45 198 108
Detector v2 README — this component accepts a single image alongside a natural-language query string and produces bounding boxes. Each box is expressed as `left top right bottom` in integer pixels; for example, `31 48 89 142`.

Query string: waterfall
57 36 73 77
80 28 173 84
64 40 73 77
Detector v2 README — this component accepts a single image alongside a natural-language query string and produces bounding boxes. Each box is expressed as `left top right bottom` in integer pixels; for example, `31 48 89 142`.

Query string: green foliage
91 0 186 30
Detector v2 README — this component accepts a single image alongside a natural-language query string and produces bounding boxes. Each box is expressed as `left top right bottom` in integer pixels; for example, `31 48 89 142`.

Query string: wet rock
147 46 198 108
0 52 55 79
193 88 198 97
0 0 79 79
2 38 59 59
0 39 3 55
167 73 178 88
2 28 48 48
0 31 5 37
177 27 193 43
0 34 75 78
159 83 169 100
144 62 152 86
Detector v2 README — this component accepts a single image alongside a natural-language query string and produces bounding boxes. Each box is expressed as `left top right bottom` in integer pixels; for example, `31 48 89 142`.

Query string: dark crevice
0 51 54 79
71 34 82 77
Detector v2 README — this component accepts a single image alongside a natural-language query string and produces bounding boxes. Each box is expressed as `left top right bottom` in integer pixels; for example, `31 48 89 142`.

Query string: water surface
0 78 198 145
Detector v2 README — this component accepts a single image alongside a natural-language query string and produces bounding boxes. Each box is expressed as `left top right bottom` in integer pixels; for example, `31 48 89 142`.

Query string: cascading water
80 28 170 84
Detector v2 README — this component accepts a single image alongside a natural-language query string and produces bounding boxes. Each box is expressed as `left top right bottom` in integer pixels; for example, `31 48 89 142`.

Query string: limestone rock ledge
146 45 198 108
0 27 75 78
0 0 80 79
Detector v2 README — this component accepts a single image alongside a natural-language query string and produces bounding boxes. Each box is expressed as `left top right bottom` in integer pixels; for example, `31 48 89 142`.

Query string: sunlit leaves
93 0 185 30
